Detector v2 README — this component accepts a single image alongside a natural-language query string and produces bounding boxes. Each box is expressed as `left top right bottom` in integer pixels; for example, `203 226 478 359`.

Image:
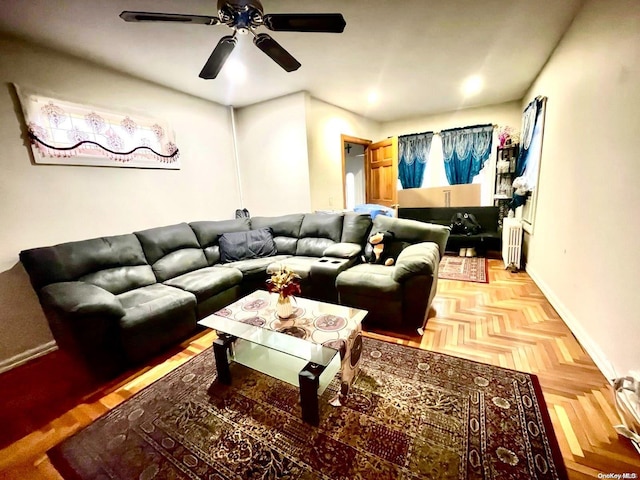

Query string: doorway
341 135 371 209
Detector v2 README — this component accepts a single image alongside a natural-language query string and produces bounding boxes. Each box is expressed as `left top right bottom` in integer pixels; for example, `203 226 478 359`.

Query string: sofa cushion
372 215 451 259
296 238 337 257
40 281 126 317
293 213 345 257
266 256 319 280
79 265 156 295
219 255 291 277
250 214 305 255
164 266 243 302
341 213 372 244
135 223 208 282
117 283 197 363
273 236 298 255
20 234 151 291
250 214 304 238
190 218 251 247
135 223 200 264
336 264 402 300
189 218 251 265
323 243 362 259
218 228 277 263
299 213 343 243
117 283 194 312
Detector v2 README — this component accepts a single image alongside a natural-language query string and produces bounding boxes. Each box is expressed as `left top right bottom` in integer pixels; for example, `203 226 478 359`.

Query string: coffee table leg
299 362 325 426
213 333 235 385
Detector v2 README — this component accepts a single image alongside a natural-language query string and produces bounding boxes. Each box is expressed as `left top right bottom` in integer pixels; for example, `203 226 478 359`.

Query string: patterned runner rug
439 255 489 283
48 338 567 479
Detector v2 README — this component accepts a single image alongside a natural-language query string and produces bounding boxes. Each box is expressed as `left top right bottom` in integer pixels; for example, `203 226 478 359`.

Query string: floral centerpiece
498 126 520 148
266 266 301 318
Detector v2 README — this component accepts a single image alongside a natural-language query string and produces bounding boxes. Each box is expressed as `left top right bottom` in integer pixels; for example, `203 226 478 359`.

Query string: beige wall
522 0 640 377
234 92 311 216
381 102 522 205
306 98 381 211
0 35 239 370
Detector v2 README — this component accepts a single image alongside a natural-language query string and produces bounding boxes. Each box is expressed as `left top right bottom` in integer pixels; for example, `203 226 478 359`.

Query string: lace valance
17 86 180 169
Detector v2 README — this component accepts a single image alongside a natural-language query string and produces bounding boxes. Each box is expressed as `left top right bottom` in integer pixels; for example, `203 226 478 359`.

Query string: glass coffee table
198 290 367 425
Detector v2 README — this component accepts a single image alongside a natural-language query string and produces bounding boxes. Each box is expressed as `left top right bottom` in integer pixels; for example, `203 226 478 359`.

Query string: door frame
340 134 372 208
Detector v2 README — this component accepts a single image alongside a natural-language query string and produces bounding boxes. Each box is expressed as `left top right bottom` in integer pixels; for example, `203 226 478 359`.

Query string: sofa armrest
323 242 362 259
392 242 440 283
40 281 125 317
372 216 451 258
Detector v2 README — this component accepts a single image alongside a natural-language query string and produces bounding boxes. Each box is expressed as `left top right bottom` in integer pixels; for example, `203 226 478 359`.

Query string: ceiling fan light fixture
224 58 247 81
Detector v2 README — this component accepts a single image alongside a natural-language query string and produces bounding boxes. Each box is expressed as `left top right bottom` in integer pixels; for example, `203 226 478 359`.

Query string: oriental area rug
48 338 567 479
439 255 489 283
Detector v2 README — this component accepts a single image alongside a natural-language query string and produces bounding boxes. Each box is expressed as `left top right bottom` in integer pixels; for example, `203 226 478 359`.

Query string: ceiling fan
120 0 346 79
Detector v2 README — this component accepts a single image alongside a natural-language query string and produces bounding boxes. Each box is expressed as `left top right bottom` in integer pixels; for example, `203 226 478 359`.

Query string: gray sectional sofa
20 212 449 378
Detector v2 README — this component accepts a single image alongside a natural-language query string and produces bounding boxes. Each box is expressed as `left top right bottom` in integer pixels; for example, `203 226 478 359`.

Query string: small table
198 290 367 425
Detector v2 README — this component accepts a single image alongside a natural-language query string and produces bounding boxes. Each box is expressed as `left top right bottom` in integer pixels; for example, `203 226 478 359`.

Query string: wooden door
365 137 398 208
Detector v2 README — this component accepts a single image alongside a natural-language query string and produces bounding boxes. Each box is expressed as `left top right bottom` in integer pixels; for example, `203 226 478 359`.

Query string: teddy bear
512 176 529 196
509 176 530 210
362 230 396 266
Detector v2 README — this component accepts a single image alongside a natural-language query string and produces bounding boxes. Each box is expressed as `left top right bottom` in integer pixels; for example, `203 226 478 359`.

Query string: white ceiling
0 0 584 122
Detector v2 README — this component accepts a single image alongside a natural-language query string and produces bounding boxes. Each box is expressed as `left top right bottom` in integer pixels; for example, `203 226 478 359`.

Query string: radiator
502 217 523 270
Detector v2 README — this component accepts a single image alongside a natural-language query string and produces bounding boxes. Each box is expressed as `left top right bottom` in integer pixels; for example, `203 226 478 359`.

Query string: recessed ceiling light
367 91 379 105
462 75 483 97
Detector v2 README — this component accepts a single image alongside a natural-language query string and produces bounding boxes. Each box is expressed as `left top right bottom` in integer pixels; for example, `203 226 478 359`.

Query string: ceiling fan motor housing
217 0 264 32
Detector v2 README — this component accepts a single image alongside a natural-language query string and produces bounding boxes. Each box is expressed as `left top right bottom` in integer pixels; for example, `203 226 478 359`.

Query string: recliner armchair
336 215 450 332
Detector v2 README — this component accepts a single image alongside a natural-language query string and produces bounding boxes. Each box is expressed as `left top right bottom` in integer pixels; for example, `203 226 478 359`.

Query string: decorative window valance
441 124 493 185
17 86 180 169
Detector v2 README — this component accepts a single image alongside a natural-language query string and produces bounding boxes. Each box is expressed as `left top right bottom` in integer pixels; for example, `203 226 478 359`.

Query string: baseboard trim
0 341 58 374
526 265 616 382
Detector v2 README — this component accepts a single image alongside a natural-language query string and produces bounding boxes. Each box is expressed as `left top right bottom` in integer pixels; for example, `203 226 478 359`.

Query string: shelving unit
493 144 519 228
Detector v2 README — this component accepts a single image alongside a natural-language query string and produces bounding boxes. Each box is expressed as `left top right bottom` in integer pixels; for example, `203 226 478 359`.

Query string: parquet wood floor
0 259 638 479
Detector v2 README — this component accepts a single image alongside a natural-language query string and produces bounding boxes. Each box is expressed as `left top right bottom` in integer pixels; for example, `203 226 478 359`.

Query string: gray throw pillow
218 228 277 263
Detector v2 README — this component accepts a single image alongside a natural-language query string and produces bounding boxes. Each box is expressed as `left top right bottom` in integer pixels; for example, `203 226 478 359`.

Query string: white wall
523 0 640 378
345 145 366 209
0 35 239 370
234 92 311 216
381 102 522 205
306 98 381 211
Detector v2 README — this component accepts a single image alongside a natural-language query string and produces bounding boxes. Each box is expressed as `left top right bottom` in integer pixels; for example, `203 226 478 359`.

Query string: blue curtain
398 132 433 189
516 97 544 178
441 125 493 185
510 96 546 210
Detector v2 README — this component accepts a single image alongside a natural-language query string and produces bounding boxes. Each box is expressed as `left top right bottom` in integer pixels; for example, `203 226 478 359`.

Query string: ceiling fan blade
262 13 346 33
199 35 237 79
120 11 220 25
253 33 301 72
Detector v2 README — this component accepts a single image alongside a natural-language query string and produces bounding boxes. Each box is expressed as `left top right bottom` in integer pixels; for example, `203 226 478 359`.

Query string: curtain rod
438 123 496 135
398 124 498 138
